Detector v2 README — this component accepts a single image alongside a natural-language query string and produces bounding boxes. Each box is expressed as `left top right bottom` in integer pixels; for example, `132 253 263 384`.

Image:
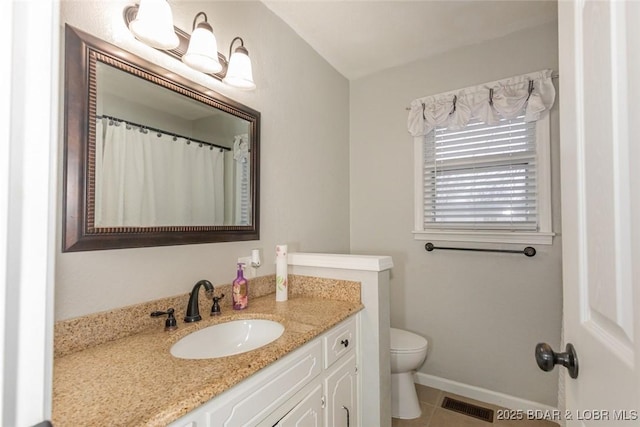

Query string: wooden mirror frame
63 25 260 252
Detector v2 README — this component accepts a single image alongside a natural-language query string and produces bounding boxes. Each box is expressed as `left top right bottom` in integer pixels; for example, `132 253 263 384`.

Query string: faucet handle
151 308 177 331
211 294 225 316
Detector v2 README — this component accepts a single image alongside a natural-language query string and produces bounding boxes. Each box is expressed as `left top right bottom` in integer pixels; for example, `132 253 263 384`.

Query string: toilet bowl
390 327 428 419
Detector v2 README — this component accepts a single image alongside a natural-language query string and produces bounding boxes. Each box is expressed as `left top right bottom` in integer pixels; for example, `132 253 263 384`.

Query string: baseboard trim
414 372 557 413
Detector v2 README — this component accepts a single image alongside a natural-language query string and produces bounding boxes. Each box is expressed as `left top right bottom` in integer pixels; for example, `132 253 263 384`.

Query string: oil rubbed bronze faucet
184 279 214 322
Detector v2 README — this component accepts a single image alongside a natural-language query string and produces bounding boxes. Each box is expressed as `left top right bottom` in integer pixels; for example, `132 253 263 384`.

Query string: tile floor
392 384 560 427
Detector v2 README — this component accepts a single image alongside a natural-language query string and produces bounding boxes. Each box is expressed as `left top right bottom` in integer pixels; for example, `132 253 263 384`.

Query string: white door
558 0 640 425
2 1 58 425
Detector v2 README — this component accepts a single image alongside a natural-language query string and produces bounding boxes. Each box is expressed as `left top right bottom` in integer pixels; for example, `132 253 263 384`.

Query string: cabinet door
274 383 324 427
324 353 357 427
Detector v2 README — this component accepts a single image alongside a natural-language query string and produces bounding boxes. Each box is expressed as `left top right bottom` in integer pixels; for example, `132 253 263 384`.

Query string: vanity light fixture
124 4 256 90
223 37 256 90
128 0 179 50
182 12 222 74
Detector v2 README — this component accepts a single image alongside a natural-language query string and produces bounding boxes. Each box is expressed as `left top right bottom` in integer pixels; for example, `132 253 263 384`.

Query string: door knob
535 343 579 379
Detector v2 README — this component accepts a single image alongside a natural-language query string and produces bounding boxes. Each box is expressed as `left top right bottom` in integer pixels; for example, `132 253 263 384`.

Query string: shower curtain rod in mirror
96 114 231 151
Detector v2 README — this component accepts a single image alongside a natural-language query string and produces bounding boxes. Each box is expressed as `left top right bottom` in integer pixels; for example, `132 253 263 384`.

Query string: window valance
407 69 556 137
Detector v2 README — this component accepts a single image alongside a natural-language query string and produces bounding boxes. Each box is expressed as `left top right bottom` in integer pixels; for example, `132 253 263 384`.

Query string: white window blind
238 159 250 225
233 134 251 225
423 112 538 230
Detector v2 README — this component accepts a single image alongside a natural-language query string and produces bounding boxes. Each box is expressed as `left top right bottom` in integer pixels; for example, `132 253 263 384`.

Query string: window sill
412 230 555 245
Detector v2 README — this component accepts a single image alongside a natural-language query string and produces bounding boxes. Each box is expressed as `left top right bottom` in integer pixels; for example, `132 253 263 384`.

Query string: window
408 70 556 245
413 112 553 245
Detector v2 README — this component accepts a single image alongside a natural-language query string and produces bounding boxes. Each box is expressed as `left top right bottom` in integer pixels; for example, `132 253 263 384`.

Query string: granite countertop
52 293 363 426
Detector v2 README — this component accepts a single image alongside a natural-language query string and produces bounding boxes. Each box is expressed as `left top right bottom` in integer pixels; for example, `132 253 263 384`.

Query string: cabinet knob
340 339 349 348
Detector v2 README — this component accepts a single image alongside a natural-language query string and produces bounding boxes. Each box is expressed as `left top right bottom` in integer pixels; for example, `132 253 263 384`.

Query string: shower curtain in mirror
95 119 225 227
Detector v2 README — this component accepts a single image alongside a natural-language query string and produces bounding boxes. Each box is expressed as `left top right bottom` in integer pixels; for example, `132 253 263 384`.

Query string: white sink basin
170 319 285 359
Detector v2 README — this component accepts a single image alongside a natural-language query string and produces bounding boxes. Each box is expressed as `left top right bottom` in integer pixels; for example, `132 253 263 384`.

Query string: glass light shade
223 49 256 90
182 23 223 74
129 0 178 50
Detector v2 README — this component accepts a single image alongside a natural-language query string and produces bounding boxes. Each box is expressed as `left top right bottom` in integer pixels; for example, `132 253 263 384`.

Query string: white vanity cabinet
169 315 359 427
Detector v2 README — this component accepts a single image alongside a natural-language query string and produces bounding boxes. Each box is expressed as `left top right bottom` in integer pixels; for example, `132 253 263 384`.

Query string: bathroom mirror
63 25 260 251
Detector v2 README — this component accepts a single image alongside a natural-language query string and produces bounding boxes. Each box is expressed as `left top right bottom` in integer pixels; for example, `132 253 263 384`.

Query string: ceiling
262 0 558 80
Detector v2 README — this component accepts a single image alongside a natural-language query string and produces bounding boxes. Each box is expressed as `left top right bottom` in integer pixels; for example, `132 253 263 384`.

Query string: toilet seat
390 327 428 354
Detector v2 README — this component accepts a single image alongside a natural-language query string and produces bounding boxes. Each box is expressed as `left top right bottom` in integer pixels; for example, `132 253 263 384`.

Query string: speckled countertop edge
53 276 362 427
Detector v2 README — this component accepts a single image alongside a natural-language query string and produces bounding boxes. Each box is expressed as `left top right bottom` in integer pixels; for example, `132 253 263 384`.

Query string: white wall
56 0 350 320
349 22 562 406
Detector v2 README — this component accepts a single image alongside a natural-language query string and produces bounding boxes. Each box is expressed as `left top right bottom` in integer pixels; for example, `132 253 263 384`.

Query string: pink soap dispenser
232 263 248 310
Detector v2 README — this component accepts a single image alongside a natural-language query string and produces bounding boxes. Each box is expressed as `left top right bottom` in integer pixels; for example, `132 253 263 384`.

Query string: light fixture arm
228 37 248 59
192 11 209 31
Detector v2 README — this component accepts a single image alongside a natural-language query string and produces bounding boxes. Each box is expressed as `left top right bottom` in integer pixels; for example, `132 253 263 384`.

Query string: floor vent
441 396 494 423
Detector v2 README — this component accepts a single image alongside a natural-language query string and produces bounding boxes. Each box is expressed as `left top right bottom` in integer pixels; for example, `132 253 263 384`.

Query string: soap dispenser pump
232 263 248 310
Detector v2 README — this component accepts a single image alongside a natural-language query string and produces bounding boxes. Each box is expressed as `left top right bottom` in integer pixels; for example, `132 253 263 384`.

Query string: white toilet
390 327 428 419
